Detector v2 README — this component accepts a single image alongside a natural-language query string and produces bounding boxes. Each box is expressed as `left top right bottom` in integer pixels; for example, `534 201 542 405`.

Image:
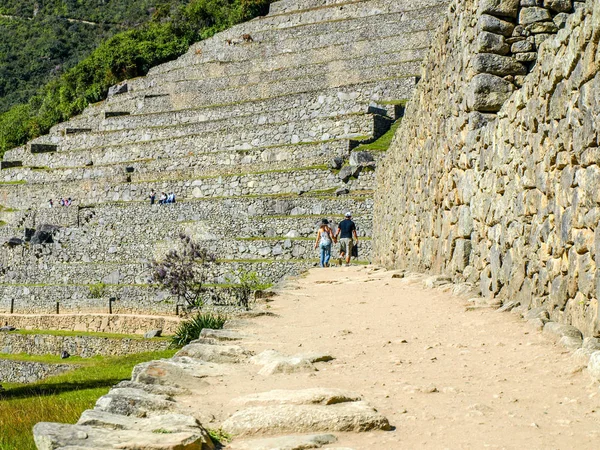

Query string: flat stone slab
175 343 253 363
94 387 175 417
198 328 247 341
34 422 213 450
228 433 337 450
222 401 390 436
132 357 229 389
77 410 206 434
231 388 362 407
115 380 190 397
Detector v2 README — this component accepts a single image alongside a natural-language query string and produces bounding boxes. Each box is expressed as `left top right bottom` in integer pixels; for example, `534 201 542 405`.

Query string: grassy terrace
0 349 177 450
354 119 401 152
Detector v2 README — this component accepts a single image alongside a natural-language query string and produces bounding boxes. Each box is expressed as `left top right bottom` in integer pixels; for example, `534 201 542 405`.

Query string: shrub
149 233 217 309
227 270 271 309
88 282 107 299
170 312 227 347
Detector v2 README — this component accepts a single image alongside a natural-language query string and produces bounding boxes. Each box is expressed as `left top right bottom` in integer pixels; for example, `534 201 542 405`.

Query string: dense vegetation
0 1 187 113
0 0 271 157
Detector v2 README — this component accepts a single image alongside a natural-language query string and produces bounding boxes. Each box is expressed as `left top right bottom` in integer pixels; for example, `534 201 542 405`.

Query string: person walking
335 212 358 266
149 189 156 205
314 219 336 267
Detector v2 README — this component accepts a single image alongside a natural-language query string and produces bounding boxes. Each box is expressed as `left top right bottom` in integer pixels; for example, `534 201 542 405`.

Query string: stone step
50 109 377 154
54 77 406 139
268 0 355 15
0 142 350 185
132 11 437 89
149 0 448 75
0 258 363 286
37 111 379 157
33 421 213 450
1 233 373 266
0 166 375 209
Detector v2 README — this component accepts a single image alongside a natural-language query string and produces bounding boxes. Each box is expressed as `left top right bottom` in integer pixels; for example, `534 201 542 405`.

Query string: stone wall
0 359 72 383
374 0 600 336
0 314 182 335
0 333 169 358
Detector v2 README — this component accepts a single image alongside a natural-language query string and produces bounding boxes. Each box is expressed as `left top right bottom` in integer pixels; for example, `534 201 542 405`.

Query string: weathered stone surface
478 14 516 37
222 401 390 436
144 329 162 339
543 322 583 342
198 328 245 342
477 31 510 55
544 0 572 13
94 387 175 417
108 82 128 97
466 73 515 112
329 157 344 170
231 388 362 407
250 350 334 375
228 433 337 450
33 422 211 450
478 0 519 18
175 343 252 363
114 380 190 397
519 7 552 25
588 352 600 382
349 151 374 167
472 54 527 77
132 358 227 389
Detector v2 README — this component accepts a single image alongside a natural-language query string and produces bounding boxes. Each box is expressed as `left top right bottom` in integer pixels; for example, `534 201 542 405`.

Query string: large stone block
466 73 515 112
472 54 528 76
478 0 520 18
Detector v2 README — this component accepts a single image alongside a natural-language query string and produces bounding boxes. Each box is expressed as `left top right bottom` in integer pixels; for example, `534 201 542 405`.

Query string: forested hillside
0 0 270 157
0 0 186 114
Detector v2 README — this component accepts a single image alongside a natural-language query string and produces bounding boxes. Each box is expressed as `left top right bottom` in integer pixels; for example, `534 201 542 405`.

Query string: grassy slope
0 350 176 450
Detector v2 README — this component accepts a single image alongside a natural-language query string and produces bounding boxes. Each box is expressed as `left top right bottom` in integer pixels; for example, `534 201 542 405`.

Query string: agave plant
170 312 227 347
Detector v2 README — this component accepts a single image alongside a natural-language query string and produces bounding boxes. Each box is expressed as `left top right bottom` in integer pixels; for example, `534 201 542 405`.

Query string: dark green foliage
170 312 227 347
0 0 271 157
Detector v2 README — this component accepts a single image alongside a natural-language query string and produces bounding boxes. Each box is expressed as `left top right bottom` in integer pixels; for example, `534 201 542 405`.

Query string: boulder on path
94 387 175 417
222 401 390 437
250 350 334 376
175 343 252 363
231 388 362 407
228 433 337 450
349 151 375 167
132 358 227 389
33 422 212 450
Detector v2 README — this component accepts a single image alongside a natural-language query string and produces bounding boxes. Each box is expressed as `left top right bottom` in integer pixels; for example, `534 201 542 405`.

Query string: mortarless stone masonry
374 0 600 336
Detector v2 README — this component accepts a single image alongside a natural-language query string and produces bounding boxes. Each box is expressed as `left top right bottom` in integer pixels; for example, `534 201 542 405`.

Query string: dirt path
192 266 600 449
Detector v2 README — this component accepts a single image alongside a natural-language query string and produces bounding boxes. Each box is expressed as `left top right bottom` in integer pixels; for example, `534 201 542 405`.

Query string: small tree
149 233 216 309
227 270 271 310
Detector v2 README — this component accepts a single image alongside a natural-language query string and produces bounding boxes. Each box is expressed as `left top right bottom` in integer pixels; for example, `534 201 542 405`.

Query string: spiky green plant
170 312 227 347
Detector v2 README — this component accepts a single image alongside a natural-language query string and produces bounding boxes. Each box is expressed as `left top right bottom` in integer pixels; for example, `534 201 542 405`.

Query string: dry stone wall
375 0 600 336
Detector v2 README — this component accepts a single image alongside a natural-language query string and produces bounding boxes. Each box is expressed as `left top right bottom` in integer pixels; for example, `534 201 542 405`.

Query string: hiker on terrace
159 192 167 205
314 219 336 267
335 212 358 266
149 189 156 205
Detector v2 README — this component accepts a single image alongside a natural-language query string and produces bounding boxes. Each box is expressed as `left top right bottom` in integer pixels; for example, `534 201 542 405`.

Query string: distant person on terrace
314 219 336 268
335 212 358 266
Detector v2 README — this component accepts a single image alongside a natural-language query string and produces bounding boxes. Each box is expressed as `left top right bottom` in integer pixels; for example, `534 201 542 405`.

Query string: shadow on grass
0 376 126 400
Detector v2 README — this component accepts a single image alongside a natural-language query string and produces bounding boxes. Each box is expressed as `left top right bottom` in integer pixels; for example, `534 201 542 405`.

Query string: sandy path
186 266 600 449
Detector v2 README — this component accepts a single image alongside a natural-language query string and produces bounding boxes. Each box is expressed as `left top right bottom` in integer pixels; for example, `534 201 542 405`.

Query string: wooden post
10 298 14 314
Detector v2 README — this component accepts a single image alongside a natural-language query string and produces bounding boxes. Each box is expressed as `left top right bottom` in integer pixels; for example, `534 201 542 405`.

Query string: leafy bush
0 0 272 158
170 312 227 347
227 270 271 309
88 282 108 299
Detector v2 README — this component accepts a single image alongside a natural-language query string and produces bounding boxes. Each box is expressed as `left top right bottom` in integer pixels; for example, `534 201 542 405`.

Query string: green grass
0 349 177 450
354 120 401 153
0 180 26 185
